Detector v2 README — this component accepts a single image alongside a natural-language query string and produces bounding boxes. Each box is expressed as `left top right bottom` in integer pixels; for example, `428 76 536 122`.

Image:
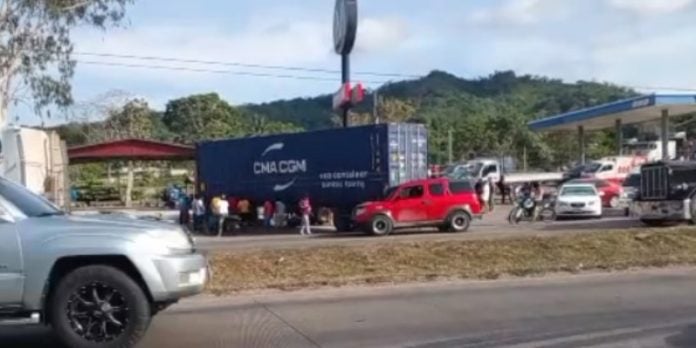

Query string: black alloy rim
66 282 129 342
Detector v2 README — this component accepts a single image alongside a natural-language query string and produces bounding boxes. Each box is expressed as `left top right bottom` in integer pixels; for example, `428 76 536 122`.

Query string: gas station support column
615 119 623 155
661 109 669 160
578 125 586 164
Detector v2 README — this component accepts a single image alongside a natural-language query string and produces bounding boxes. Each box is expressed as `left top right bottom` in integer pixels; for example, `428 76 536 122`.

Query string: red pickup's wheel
369 215 393 236
446 210 471 233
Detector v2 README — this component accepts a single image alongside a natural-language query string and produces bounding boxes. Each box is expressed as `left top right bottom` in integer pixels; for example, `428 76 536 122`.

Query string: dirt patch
206 227 696 294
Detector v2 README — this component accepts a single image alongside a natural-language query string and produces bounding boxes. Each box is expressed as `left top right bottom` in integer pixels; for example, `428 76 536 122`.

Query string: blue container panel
197 125 396 210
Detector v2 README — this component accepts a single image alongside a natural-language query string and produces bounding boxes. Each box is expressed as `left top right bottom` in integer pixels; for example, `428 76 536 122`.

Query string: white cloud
356 17 410 52
608 0 694 16
468 0 564 25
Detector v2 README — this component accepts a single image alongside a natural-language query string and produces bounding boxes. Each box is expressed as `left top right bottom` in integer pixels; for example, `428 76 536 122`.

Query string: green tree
0 0 133 123
163 93 246 142
347 98 419 126
242 113 303 135
98 98 155 140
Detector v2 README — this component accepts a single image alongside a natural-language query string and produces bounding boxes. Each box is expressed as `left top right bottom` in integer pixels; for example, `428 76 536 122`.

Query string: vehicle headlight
558 201 569 207
354 207 366 217
136 228 193 255
588 201 596 206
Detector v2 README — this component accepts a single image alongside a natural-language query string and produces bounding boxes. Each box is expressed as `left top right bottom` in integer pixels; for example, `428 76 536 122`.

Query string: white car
555 183 603 218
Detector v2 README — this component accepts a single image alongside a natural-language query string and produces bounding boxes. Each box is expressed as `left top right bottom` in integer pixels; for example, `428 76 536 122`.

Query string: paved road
195 207 642 252
72 206 643 252
5 268 696 347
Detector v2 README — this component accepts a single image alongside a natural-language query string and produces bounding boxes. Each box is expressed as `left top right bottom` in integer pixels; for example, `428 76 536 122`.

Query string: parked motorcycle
508 194 556 224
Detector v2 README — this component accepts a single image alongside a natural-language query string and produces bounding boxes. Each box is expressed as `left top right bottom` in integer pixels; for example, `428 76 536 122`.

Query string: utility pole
447 129 453 164
332 0 358 128
373 89 379 124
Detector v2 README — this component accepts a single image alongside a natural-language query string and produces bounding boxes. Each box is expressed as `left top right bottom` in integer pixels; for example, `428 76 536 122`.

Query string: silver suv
0 178 207 348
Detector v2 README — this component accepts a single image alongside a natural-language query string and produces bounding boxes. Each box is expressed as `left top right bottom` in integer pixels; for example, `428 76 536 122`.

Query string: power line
75 51 423 79
76 59 392 84
74 52 696 93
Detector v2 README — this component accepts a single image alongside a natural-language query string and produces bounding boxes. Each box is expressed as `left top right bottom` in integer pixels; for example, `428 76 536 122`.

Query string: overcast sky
15 0 696 124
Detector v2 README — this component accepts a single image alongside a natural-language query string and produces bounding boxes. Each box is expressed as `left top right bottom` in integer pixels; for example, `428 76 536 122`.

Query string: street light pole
373 88 379 124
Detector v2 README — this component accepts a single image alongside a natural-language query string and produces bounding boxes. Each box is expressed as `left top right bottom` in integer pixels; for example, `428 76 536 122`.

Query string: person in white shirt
481 179 491 212
274 200 286 227
192 195 205 233
217 194 229 237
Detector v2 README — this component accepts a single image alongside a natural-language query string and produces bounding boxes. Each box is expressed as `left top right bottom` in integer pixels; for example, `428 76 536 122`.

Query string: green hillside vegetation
55 70 638 170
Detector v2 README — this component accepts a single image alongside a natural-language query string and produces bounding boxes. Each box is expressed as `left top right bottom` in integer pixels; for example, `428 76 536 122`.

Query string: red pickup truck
352 178 483 236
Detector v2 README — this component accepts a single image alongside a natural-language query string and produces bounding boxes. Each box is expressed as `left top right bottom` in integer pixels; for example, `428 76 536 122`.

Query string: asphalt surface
194 206 642 252
5 268 696 347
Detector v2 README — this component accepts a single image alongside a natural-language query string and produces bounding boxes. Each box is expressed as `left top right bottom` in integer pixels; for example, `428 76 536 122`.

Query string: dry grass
206 227 696 294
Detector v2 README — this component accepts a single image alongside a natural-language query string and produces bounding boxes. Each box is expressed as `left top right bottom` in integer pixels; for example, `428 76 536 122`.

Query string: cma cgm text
253 160 307 175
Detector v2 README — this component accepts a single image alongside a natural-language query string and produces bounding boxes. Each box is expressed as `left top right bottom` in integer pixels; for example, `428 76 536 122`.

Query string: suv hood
25 213 181 237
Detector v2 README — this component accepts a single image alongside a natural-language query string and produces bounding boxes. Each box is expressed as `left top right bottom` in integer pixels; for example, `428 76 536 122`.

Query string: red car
568 179 623 208
352 178 483 236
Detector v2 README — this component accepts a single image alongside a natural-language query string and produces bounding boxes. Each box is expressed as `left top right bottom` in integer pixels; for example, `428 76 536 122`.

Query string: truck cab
352 178 482 236
576 156 646 184
635 161 696 226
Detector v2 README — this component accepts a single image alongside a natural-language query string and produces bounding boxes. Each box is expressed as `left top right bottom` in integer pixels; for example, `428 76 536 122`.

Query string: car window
601 164 613 172
449 181 474 194
560 186 597 196
429 183 444 196
0 178 63 218
399 185 424 199
623 174 640 187
482 165 497 177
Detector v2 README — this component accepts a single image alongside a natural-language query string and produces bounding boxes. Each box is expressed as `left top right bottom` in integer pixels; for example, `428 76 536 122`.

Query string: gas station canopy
528 94 696 132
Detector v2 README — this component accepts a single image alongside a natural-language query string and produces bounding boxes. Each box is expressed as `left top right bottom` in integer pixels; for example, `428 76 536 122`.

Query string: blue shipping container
196 123 427 216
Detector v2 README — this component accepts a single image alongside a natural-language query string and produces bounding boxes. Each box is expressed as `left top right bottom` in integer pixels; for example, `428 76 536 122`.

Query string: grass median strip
206 227 696 294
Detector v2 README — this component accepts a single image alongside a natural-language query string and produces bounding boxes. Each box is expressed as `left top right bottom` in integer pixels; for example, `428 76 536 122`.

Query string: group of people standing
178 193 313 237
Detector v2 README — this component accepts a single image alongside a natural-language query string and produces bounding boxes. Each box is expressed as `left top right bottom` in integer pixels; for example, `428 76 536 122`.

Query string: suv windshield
0 178 63 217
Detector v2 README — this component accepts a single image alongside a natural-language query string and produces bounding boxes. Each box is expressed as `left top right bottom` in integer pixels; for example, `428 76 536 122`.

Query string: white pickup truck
444 158 564 184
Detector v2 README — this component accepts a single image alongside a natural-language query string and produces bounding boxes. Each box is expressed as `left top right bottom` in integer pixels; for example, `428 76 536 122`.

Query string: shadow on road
665 324 696 347
0 326 62 348
539 218 642 232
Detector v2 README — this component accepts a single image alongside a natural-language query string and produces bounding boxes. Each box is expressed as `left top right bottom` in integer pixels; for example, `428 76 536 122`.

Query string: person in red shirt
298 195 312 236
227 196 239 215
263 200 275 227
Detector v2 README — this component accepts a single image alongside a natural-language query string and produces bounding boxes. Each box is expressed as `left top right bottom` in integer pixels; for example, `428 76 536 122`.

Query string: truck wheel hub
67 282 128 342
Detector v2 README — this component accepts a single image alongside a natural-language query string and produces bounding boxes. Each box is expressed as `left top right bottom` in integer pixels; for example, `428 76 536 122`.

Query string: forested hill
54 70 638 169
246 70 634 130
244 70 636 167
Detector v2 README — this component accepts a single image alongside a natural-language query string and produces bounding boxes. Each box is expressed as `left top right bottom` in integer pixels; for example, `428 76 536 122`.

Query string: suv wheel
446 211 471 232
369 215 393 236
50 265 151 348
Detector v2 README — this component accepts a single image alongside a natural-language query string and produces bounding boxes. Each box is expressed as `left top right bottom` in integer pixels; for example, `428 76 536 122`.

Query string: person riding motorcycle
531 182 544 220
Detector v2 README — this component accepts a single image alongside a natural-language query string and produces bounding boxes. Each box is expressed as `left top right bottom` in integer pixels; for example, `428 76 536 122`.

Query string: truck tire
49 265 151 348
333 213 354 232
368 215 393 236
446 210 471 233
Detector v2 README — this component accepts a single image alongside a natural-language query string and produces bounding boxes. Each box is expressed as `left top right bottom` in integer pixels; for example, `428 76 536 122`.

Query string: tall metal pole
578 126 586 165
615 119 623 155
373 88 379 124
341 54 350 128
661 109 670 160
447 129 453 164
